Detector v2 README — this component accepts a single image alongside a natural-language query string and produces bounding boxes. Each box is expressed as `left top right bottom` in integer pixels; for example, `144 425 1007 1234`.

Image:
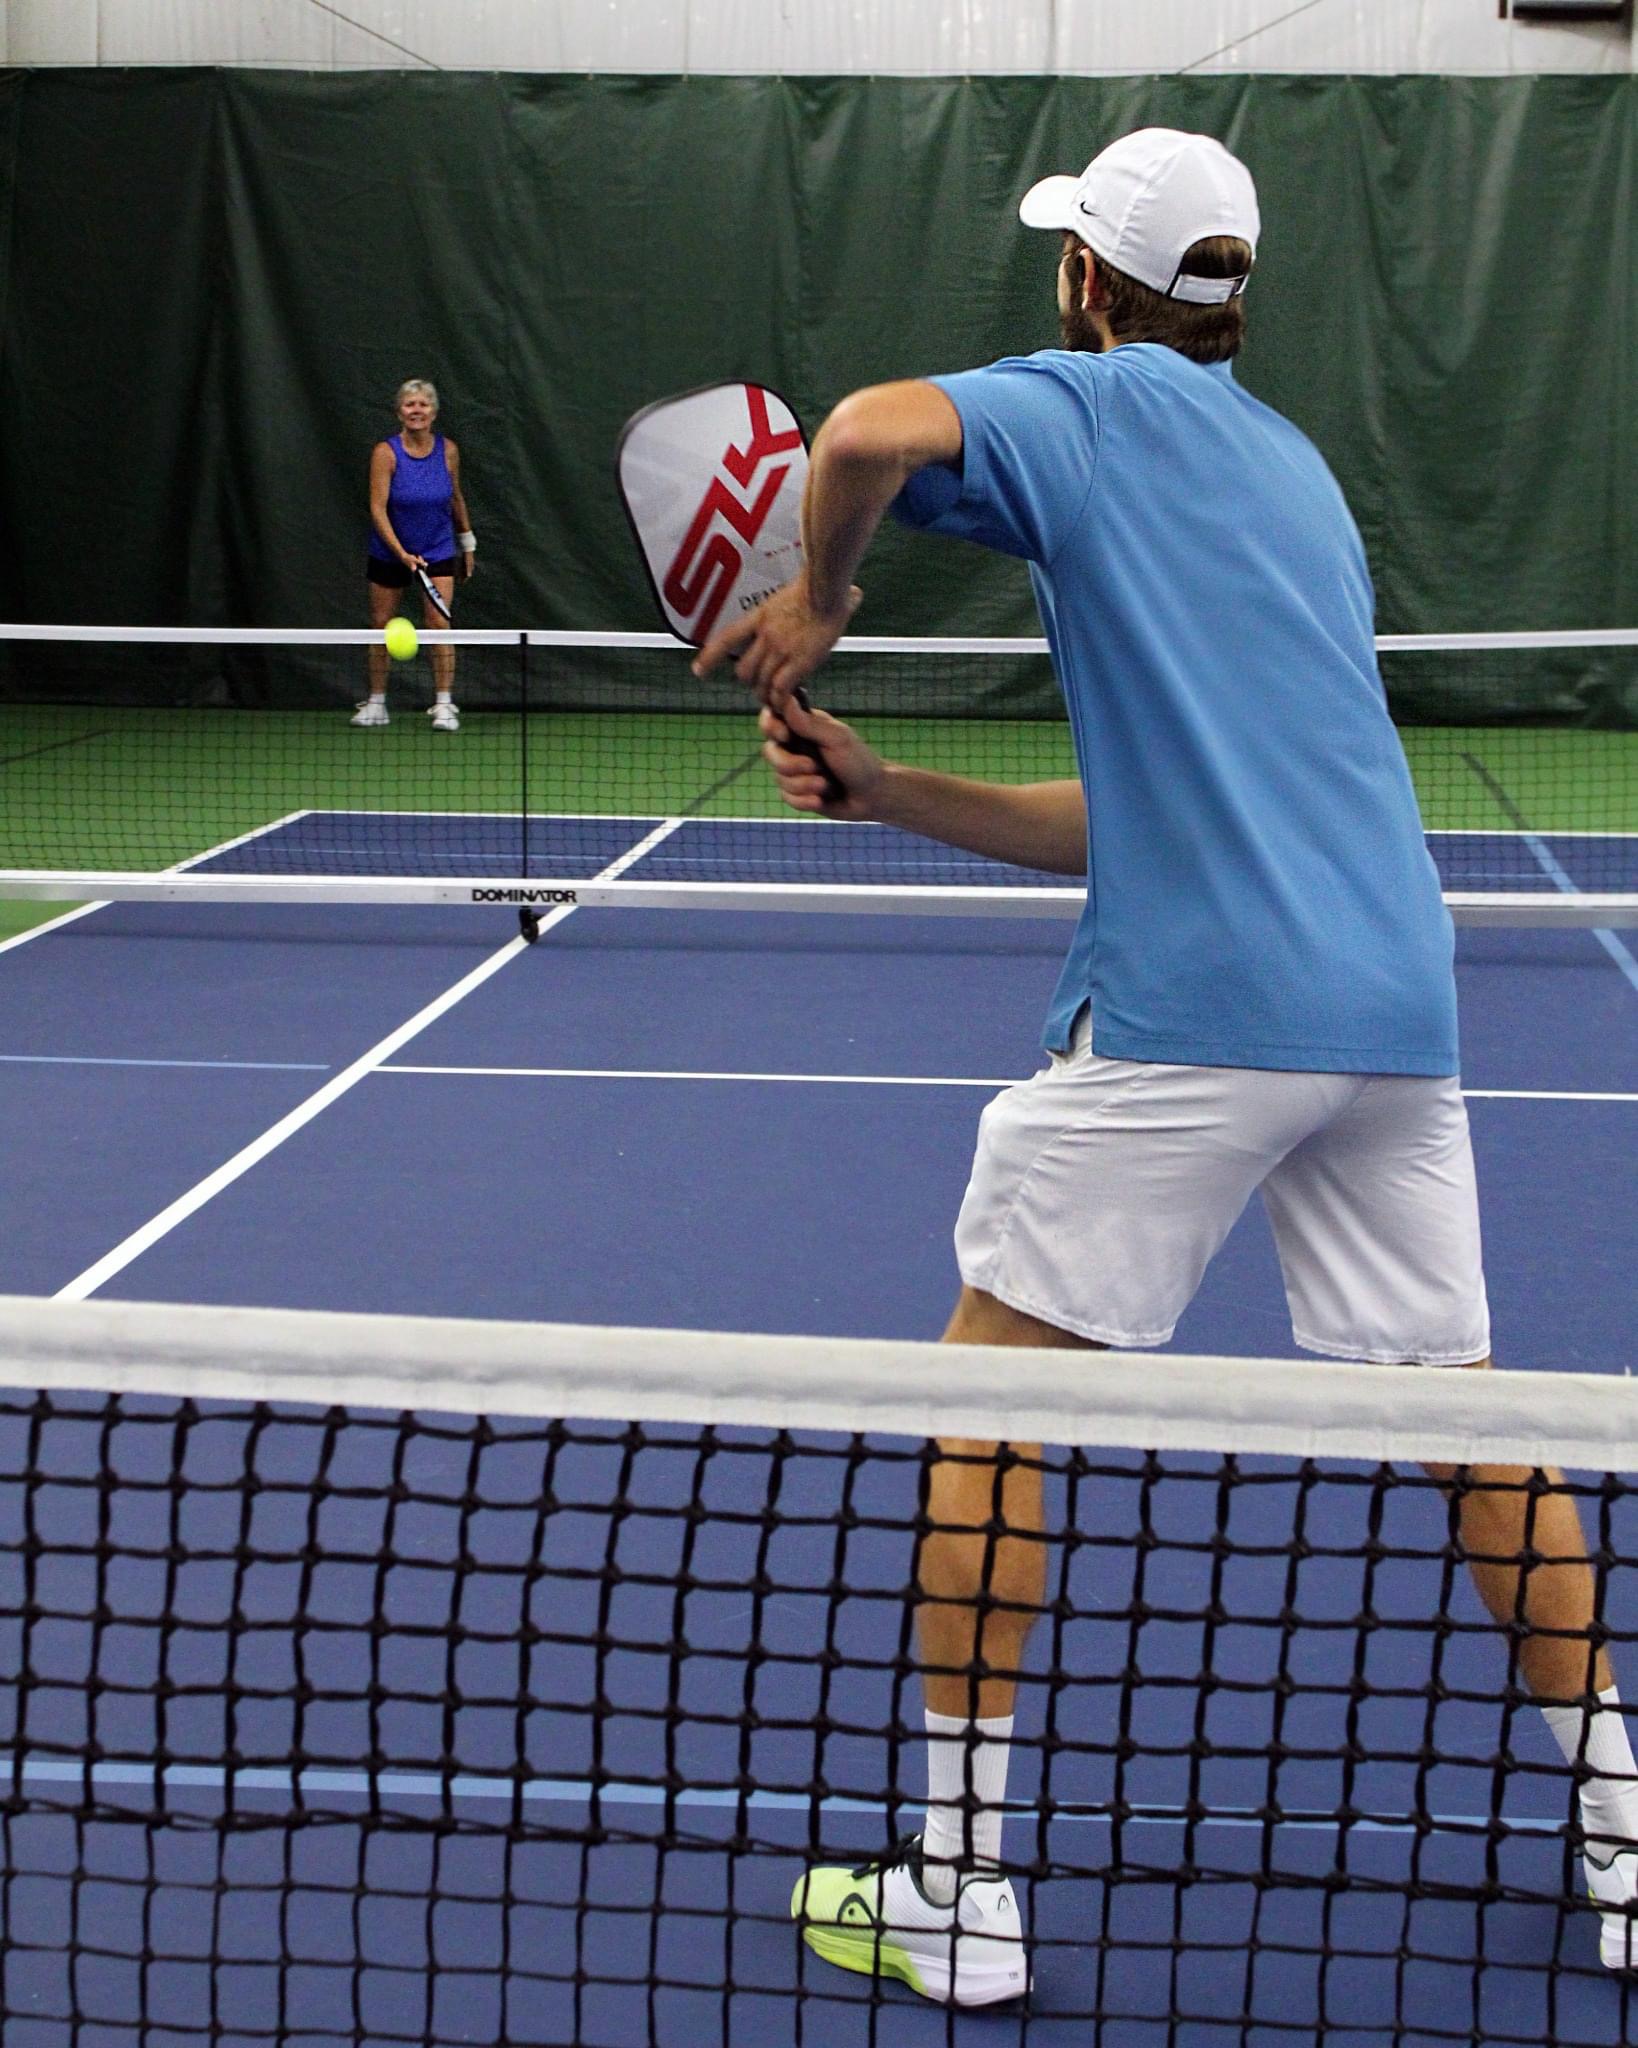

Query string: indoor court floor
0 838 1634 2046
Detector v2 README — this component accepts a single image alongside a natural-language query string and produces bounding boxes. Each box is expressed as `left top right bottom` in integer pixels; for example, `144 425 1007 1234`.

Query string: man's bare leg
913 1285 1098 1899
1428 1362 1637 1965
786 1285 1077 2005
1430 1464 1610 1698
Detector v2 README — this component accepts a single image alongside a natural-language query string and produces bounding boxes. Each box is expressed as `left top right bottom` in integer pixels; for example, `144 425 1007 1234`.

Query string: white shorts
955 1022 1490 1365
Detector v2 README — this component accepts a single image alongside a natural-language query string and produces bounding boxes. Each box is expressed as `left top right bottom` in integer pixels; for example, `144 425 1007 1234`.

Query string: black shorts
367 555 460 589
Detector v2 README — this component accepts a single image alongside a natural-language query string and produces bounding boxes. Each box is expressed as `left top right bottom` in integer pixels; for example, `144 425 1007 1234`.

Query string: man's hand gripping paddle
616 381 846 803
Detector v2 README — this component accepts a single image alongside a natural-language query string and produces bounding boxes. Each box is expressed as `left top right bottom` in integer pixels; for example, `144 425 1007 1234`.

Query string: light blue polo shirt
893 344 1458 1076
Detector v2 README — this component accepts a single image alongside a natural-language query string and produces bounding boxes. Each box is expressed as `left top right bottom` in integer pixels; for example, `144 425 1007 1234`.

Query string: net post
518 630 530 879
517 631 543 939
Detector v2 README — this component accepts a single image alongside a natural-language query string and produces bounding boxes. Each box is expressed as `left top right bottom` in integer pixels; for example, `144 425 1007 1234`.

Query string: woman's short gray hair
396 378 439 411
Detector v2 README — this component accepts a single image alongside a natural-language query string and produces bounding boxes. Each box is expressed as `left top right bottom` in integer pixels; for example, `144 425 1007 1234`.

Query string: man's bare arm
877 768 1087 875
800 381 964 617
695 381 963 698
761 700 1086 876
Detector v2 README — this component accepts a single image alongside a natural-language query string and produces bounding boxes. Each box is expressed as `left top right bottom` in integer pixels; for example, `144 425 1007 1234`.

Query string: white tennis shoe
428 701 460 733
350 698 389 727
1586 1844 1638 1970
791 1836 1029 2007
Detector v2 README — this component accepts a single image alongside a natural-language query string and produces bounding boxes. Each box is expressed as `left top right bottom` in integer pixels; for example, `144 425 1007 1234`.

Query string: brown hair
1065 234 1252 364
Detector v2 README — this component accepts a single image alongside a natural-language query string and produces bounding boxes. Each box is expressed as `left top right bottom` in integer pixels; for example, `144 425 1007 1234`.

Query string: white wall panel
326 11 404 67
2 0 1634 73
295 3 400 68
1200 0 1445 75
1053 0 1633 76
1050 0 1287 75
264 0 691 74
1495 14 1634 73
558 0 689 75
93 0 322 65
1224 0 1478 74
329 0 685 74
8 0 97 63
688 0 1053 77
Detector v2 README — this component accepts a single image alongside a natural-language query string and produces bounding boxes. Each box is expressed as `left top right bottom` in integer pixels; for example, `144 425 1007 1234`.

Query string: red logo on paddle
663 386 803 644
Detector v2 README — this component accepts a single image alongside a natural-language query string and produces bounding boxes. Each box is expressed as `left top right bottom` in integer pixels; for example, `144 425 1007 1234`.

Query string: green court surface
0 708 1632 909
0 707 1070 872
1399 727 1637 835
0 902 68 943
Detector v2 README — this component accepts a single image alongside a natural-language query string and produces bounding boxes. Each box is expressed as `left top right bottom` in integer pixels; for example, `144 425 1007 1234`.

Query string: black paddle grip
784 686 848 807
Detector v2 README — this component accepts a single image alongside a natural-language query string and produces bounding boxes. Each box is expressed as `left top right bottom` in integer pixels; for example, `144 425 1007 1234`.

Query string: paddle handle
413 565 453 621
785 686 848 807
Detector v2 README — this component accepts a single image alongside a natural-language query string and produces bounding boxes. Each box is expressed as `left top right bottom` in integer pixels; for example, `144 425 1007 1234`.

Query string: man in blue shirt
698 127 1635 2001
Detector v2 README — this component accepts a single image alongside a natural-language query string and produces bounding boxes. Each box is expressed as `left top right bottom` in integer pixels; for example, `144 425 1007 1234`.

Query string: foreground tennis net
1 1294 1635 2046
0 625 1633 926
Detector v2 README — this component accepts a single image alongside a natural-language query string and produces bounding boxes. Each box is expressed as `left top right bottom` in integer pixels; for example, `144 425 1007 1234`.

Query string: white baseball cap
1019 127 1259 306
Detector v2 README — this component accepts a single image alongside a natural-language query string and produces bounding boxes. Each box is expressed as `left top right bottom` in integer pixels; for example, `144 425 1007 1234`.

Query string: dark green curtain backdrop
0 69 1632 638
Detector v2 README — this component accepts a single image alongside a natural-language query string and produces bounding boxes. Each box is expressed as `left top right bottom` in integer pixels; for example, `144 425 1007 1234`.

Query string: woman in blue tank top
355 379 476 731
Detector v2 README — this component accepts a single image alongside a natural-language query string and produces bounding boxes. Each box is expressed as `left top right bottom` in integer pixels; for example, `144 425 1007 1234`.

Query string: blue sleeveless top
369 433 456 561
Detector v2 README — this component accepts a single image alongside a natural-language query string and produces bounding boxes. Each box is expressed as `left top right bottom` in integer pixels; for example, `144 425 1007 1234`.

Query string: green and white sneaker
1586 1844 1638 1970
790 1835 1029 2007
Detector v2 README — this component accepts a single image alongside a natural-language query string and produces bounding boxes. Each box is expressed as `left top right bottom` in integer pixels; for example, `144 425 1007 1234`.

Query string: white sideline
0 808 313 955
51 822 685 1300
1 1054 330 1071
1465 1088 1637 1103
373 1065 1637 1103
51 935 532 1301
0 901 108 955
380 1064 1028 1087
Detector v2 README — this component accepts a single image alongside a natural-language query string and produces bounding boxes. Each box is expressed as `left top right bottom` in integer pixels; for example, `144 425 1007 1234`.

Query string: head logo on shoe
791 1836 1031 2007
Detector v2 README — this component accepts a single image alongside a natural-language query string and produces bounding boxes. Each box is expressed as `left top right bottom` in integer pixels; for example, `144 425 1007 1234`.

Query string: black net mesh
2 1334 1635 2047
0 630 1633 900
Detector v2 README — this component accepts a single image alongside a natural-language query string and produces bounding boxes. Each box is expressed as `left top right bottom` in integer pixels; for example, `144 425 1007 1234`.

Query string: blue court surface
189 808 1638 894
1 811 1635 2047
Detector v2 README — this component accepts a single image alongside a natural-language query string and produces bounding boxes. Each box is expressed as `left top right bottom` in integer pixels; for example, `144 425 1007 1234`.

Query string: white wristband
457 530 476 553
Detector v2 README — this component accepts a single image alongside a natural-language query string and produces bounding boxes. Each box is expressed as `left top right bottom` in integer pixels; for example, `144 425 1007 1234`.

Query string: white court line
0 900 108 956
0 1754 1572 1838
381 1065 1024 1087
379 1067 1636 1101
1465 1088 1638 1102
1430 828 1638 839
0 1054 329 1072
295 806 670 823
290 809 1638 842
51 943 531 1301
175 808 314 866
1520 831 1638 999
53 821 686 1302
0 808 314 958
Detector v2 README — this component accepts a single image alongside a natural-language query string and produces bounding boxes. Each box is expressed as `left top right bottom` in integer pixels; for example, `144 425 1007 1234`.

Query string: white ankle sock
1542 1685 1638 1854
920 1710 1013 1905
435 690 452 705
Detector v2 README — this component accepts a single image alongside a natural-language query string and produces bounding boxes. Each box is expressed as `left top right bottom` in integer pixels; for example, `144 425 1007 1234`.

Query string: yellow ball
383 617 419 661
